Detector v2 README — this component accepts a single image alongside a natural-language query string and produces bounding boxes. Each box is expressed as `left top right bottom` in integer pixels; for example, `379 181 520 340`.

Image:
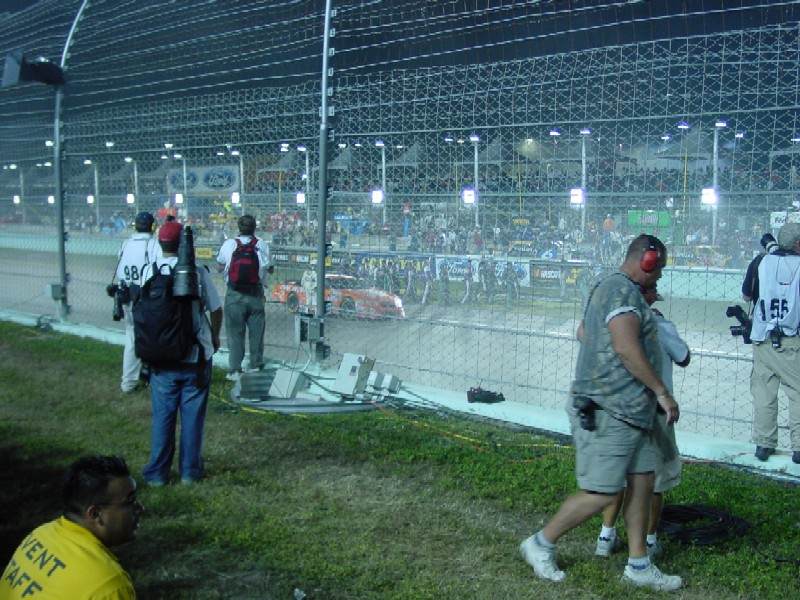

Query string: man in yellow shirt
1 455 142 599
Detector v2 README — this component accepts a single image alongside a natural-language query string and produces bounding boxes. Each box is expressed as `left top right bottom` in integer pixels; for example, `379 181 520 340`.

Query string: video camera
726 305 752 344
106 282 130 321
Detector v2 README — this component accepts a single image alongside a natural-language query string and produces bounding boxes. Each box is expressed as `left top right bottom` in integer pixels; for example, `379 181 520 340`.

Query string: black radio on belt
770 328 783 349
573 396 598 431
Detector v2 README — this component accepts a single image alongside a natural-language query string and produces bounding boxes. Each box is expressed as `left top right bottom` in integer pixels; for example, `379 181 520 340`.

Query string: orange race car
271 273 405 319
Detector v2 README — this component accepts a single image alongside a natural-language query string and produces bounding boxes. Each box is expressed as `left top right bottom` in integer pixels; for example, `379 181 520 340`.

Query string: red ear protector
640 236 662 273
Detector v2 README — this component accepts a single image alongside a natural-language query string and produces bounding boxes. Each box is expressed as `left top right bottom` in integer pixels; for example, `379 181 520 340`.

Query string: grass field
0 321 797 599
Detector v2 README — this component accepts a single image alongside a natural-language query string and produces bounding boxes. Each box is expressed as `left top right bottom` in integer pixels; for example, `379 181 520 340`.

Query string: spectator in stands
1 455 141 599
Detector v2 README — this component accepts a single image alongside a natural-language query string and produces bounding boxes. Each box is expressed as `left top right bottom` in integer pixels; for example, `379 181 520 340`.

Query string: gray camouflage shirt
571 272 662 429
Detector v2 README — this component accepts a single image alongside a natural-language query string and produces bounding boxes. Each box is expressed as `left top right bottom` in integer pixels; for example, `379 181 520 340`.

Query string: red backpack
228 238 261 292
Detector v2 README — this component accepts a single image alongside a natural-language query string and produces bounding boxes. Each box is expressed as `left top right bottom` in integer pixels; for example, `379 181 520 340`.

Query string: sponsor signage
167 165 239 194
770 211 800 229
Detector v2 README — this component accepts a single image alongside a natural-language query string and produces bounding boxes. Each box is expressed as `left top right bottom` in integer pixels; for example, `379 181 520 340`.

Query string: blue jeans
143 360 211 483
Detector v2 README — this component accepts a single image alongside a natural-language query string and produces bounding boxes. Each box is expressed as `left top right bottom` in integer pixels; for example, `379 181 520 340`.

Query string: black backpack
133 263 195 366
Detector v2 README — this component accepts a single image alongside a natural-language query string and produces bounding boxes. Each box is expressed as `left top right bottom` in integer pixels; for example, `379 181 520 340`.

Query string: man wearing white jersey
745 222 800 463
115 211 160 393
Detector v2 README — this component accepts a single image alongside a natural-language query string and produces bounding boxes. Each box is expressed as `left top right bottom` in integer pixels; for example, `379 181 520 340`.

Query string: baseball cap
134 211 154 232
158 220 183 243
778 222 800 250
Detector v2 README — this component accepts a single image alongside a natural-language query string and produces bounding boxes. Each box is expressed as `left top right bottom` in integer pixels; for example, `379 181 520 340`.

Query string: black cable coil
659 504 750 546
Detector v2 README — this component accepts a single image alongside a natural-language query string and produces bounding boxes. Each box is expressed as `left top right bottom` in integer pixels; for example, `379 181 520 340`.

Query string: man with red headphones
520 234 683 592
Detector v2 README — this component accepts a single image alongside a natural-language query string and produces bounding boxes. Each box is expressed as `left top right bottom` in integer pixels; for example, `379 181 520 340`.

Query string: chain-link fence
2 0 800 449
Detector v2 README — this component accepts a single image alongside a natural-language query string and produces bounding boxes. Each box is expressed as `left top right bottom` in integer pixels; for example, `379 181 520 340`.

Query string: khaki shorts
571 407 659 494
652 412 681 493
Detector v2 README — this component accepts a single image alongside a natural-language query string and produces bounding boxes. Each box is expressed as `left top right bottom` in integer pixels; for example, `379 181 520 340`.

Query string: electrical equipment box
268 368 308 399
332 354 375 397
367 371 402 394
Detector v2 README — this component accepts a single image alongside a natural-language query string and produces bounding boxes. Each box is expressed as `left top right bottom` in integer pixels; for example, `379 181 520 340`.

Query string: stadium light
660 134 671 141
444 136 454 143
231 191 240 204
462 187 476 205
44 161 51 167
354 142 362 148
164 142 173 149
469 134 480 143
47 195 54 205
8 164 16 170
735 132 745 139
792 135 800 143
86 194 94 204
715 120 727 128
45 140 53 147
570 188 584 206
174 192 183 204
701 187 718 205
579 128 591 136
230 149 240 156
677 121 690 130
371 189 384 205
160 154 168 160
216 150 225 156
1 50 65 86
126 193 135 205
105 140 114 148
12 194 20 204
338 143 346 149
549 129 561 137
375 140 385 148
296 191 306 205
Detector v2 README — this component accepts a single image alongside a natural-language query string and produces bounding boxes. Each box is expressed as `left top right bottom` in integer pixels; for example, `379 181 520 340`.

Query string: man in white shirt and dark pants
115 211 159 393
216 215 272 380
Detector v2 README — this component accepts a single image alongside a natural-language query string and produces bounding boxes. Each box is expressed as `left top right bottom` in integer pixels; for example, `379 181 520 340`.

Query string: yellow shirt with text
0 517 134 600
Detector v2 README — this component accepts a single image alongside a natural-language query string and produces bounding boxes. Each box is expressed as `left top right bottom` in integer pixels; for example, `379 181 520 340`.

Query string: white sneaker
647 540 663 559
622 564 682 592
595 535 622 557
519 535 566 582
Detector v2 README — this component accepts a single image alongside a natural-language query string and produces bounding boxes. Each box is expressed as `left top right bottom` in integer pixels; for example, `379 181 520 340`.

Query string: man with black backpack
216 214 272 381
136 220 222 486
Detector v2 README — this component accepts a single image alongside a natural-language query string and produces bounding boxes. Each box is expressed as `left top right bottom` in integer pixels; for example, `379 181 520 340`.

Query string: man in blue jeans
141 220 223 486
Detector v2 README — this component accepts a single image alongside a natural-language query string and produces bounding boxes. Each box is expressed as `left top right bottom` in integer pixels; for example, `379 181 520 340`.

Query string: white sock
600 525 616 539
628 555 651 570
646 533 658 545
535 530 555 549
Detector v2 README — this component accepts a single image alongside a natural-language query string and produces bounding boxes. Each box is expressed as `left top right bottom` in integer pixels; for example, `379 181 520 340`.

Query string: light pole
124 156 138 213
376 140 386 224
470 134 479 228
298 145 311 222
84 159 100 228
579 127 591 233
230 149 244 213
711 120 726 246
173 151 188 220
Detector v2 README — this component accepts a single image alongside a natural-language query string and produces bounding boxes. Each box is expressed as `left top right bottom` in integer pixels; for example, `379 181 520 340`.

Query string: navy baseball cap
134 211 155 232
